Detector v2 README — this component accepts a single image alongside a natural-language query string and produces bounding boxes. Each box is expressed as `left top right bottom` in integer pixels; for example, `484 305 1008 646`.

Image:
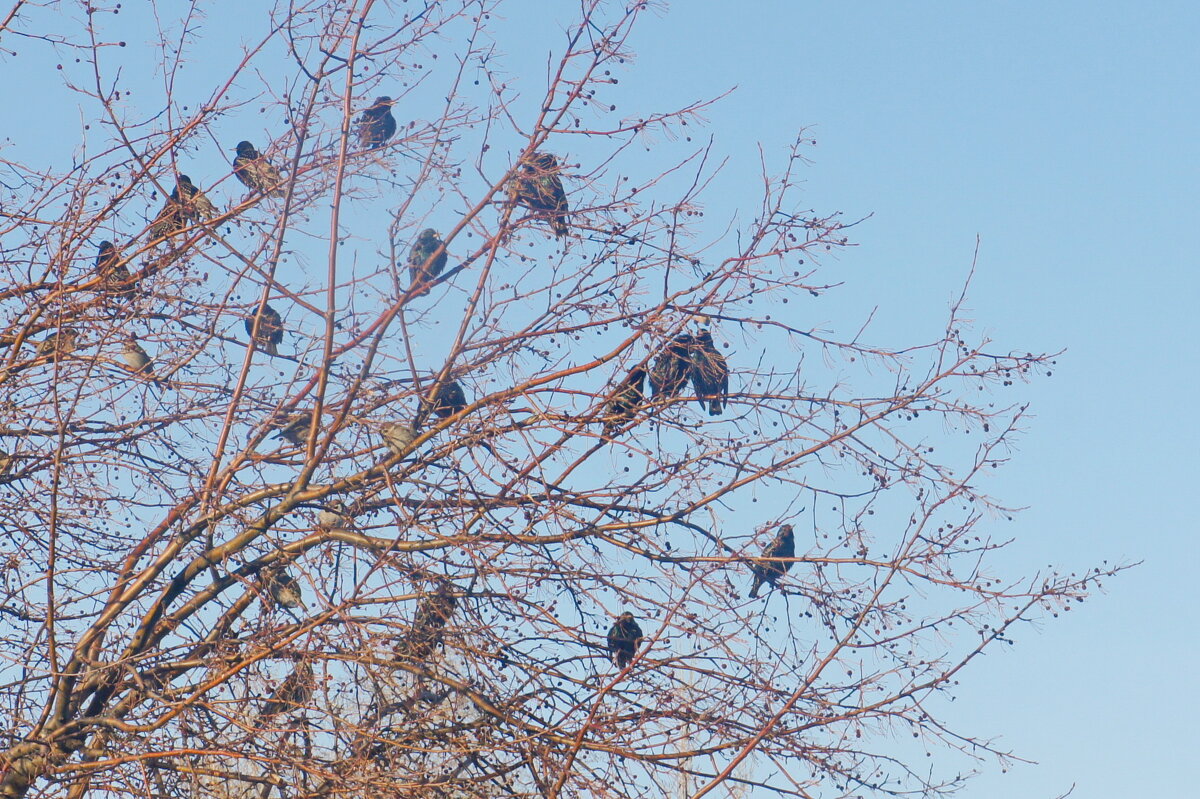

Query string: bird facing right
356 96 397 150
233 141 284 196
748 524 795 598
408 228 448 287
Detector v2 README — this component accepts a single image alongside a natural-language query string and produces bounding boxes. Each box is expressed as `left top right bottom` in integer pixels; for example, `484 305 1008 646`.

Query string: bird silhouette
258 659 314 719
606 612 644 669
508 152 569 237
602 366 647 441
689 330 729 415
395 582 459 664
233 141 284 196
421 378 467 420
149 174 214 241
356 96 397 150
245 302 284 356
408 228 448 287
95 241 135 299
748 524 795 598
648 334 694 399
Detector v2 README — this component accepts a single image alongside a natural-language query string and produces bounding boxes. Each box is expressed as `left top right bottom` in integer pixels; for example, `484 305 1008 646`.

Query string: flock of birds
24 94 796 694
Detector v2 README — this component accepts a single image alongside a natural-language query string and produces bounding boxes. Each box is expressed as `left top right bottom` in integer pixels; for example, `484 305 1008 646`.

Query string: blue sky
2 1 1195 796
609 2 1197 796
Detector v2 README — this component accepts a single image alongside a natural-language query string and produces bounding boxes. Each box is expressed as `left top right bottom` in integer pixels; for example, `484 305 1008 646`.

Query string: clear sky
3 2 1196 797
606 2 1198 796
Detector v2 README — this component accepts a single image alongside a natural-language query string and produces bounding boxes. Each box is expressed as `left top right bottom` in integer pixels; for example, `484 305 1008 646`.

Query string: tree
0 3 1123 798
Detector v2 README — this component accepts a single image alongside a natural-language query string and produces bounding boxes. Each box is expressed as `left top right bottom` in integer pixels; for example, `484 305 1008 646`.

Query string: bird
95 241 135 299
262 566 307 610
232 141 284 196
356 96 397 150
689 330 729 416
395 582 458 663
408 228 448 287
36 328 79 358
122 335 165 391
602 366 646 441
381 422 418 457
316 499 351 532
258 659 314 719
271 411 313 447
148 174 215 241
507 152 569 237
421 378 467 421
0 450 14 478
606 612 644 669
648 334 694 399
245 302 284 356
748 524 795 598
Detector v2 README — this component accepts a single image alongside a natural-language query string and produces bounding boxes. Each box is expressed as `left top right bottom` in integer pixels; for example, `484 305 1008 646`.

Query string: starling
356 96 397 150
748 524 795 599
648 334 694 399
689 330 729 416
271 410 314 448
606 611 644 669
316 499 351 532
408 228 448 287
258 659 314 719
380 422 418 457
245 302 284 356
507 152 569 237
36 328 79 358
602 366 646 441
262 566 307 610
95 241 135 299
122 334 165 391
148 174 215 241
395 582 458 663
232 141 284 196
421 378 467 420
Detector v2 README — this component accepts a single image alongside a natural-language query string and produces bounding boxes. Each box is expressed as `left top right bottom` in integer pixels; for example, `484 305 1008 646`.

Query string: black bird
149 174 215 241
94 240 118 273
606 612 644 669
245 302 284 356
258 659 314 719
508 152 569 237
233 141 284 196
356 96 397 150
421 378 467 420
408 228 448 287
748 524 795 598
94 241 135 299
271 410 314 447
602 366 646 441
395 582 459 663
648 334 694 399
690 330 729 416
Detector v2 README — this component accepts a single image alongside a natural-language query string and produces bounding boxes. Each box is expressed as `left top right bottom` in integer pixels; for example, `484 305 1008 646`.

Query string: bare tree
0 2 1123 799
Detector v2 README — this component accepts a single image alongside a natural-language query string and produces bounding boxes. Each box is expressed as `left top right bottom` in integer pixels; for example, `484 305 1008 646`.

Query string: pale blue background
3 2 1196 796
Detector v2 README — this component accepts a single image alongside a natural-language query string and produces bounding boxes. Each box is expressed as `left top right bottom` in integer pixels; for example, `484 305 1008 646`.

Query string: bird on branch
508 152 569 238
408 228 448 288
649 334 694 400
245 302 284 357
602 366 647 441
606 611 644 669
690 329 729 416
233 141 284 196
121 334 166 391
748 524 795 598
356 96 397 150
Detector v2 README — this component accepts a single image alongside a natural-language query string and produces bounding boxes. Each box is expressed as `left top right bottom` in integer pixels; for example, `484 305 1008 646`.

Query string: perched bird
262 566 307 610
0 450 14 478
689 330 729 416
380 422 418 457
95 241 135 299
148 174 215 241
245 302 284 356
36 328 79 358
648 334 694 399
316 499 351 532
395 582 459 663
748 524 795 599
420 378 467 420
507 152 569 237
356 96 397 150
602 366 646 441
408 228 448 287
258 659 314 719
232 141 284 196
122 334 165 391
271 410 314 448
606 611 644 669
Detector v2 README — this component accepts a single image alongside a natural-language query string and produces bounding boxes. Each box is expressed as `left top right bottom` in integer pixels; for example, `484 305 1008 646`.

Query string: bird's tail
553 215 568 238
